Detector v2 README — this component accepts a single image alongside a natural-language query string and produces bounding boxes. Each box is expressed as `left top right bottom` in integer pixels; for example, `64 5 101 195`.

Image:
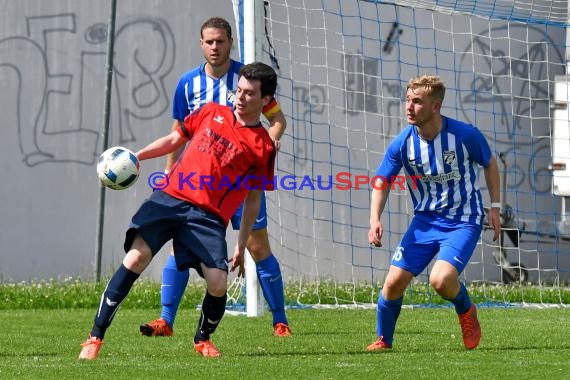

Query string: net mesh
253 0 570 306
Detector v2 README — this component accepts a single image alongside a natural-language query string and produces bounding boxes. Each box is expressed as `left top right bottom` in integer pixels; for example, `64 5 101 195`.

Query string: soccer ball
96 146 140 190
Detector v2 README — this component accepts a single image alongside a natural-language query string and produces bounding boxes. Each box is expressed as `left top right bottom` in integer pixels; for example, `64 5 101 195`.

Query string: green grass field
1 280 569 379
2 306 570 379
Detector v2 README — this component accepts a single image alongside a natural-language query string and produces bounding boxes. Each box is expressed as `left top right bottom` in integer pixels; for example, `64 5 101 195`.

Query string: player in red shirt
79 62 278 359
163 101 275 222
140 17 290 339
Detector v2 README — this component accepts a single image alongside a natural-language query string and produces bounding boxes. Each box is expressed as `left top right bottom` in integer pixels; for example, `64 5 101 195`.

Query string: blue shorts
391 213 482 276
230 191 268 231
124 190 227 277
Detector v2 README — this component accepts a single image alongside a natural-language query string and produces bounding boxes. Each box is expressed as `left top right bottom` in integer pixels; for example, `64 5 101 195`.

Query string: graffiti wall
1 0 568 284
0 0 238 281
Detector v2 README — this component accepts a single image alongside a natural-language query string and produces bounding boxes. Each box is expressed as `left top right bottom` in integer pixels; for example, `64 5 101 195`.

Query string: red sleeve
178 103 214 139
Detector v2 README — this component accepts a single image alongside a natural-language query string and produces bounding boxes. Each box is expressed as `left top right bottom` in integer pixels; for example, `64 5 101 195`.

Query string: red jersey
163 102 276 224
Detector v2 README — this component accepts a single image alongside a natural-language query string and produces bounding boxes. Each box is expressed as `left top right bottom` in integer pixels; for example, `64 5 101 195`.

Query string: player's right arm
165 119 185 170
369 137 403 247
368 178 391 247
136 129 187 161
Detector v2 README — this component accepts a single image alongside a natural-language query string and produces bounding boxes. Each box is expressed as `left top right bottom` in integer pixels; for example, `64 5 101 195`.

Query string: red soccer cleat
458 304 481 349
367 336 392 351
273 322 292 337
194 340 221 357
139 318 173 337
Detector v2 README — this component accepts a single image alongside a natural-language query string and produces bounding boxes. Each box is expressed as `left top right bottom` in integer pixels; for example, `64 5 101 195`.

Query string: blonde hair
406 75 445 102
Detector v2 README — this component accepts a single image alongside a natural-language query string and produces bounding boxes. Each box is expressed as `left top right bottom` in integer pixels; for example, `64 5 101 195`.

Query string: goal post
235 0 570 308
234 0 267 316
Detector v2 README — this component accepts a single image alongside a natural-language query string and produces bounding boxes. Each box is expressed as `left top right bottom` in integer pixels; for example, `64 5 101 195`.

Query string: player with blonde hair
367 74 501 351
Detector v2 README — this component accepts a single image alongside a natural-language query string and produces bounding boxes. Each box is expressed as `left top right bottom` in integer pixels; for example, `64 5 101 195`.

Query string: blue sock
160 255 190 328
256 254 287 325
91 264 139 339
448 283 472 315
376 294 403 345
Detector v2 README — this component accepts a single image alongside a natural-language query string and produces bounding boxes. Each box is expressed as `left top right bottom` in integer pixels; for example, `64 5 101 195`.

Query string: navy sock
376 294 403 345
160 255 190 327
448 282 472 315
194 292 227 343
91 264 139 339
256 254 287 325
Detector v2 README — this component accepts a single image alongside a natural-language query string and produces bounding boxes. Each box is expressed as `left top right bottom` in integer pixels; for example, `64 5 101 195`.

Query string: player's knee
124 236 152 269
429 273 455 294
246 233 271 260
206 283 227 297
123 250 152 273
248 245 271 260
429 277 444 294
382 278 407 299
429 262 459 294
204 270 228 297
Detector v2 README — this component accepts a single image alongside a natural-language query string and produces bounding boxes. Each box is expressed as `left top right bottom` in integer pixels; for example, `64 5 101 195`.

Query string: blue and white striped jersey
376 116 492 225
172 59 242 121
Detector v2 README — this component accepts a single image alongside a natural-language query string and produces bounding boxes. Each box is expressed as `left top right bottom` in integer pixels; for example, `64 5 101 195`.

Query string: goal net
241 0 570 307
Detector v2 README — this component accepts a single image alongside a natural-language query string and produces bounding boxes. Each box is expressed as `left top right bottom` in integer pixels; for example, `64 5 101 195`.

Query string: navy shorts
230 191 268 230
124 190 227 277
391 213 482 276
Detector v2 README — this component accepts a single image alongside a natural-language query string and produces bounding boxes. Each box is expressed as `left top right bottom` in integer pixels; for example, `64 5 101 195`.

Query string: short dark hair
238 62 277 98
200 17 232 39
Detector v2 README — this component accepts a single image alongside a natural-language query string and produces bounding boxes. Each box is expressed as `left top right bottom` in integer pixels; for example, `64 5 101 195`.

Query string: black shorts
124 190 227 276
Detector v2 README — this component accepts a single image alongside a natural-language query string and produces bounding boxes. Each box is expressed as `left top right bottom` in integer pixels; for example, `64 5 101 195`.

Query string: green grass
2 278 570 309
1 308 569 379
1 280 570 379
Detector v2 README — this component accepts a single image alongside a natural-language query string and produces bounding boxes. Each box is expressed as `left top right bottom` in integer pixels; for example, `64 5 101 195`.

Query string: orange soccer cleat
78 335 103 360
366 336 392 351
139 318 173 337
458 304 481 349
273 322 292 337
194 340 221 357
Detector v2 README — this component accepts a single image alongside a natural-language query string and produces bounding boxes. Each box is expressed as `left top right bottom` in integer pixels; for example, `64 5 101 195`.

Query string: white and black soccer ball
96 146 140 190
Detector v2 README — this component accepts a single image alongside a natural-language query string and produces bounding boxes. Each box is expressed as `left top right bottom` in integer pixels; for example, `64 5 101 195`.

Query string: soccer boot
139 318 173 337
194 340 221 357
367 336 392 351
458 304 481 349
273 322 292 337
78 335 103 360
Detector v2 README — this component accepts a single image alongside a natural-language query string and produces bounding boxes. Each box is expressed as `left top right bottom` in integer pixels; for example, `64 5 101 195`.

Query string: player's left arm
465 126 501 241
263 97 286 150
229 189 263 277
484 156 501 241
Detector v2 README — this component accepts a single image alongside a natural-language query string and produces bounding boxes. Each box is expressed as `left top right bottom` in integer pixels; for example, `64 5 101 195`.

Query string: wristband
490 202 501 209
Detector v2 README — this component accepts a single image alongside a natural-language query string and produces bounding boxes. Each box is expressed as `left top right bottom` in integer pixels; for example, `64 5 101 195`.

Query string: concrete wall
1 0 569 285
0 0 238 281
